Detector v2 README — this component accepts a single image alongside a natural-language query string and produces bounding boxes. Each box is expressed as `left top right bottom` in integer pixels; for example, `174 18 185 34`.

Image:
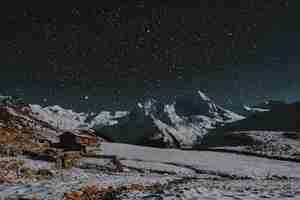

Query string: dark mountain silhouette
225 101 300 131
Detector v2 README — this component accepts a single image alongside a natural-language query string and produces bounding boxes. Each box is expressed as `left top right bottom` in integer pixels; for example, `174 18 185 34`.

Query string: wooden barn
58 130 100 151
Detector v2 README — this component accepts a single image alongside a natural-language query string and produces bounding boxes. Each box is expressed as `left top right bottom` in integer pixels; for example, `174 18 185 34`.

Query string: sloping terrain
201 130 300 160
198 101 300 161
0 96 61 151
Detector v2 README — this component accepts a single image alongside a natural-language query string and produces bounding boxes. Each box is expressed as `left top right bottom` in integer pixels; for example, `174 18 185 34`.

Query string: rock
36 169 54 177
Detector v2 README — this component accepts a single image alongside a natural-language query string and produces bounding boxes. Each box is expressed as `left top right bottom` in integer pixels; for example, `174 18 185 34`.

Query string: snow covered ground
1 143 300 199
202 131 300 160
100 142 300 179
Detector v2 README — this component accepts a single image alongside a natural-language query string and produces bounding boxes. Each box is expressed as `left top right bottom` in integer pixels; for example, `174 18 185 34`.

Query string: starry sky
0 1 297 113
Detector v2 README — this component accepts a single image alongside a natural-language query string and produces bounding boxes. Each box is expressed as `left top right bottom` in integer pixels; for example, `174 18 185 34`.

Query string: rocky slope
0 95 61 144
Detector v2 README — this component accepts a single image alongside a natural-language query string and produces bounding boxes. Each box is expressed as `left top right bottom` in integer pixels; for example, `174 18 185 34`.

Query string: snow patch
243 105 270 113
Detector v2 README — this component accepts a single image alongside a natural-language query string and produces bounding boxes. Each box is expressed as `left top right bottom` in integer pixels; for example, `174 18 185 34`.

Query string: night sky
0 1 296 113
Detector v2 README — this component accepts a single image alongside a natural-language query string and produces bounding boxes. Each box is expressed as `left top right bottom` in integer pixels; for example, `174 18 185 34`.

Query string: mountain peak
197 90 211 101
95 90 244 148
137 98 159 116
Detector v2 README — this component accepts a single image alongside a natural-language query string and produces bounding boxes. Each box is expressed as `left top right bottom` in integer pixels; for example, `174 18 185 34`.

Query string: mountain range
0 91 244 148
2 90 300 149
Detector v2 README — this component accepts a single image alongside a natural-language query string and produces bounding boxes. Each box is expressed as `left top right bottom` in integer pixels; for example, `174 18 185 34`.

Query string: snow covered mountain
94 90 244 148
29 104 128 131
0 91 244 148
243 100 287 114
0 95 128 140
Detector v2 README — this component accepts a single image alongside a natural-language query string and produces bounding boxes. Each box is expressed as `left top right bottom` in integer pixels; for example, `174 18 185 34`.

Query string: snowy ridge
197 90 211 101
95 90 244 148
243 105 270 113
29 104 129 131
30 104 88 130
160 91 244 147
87 111 129 127
195 90 244 123
0 95 128 135
243 100 287 114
